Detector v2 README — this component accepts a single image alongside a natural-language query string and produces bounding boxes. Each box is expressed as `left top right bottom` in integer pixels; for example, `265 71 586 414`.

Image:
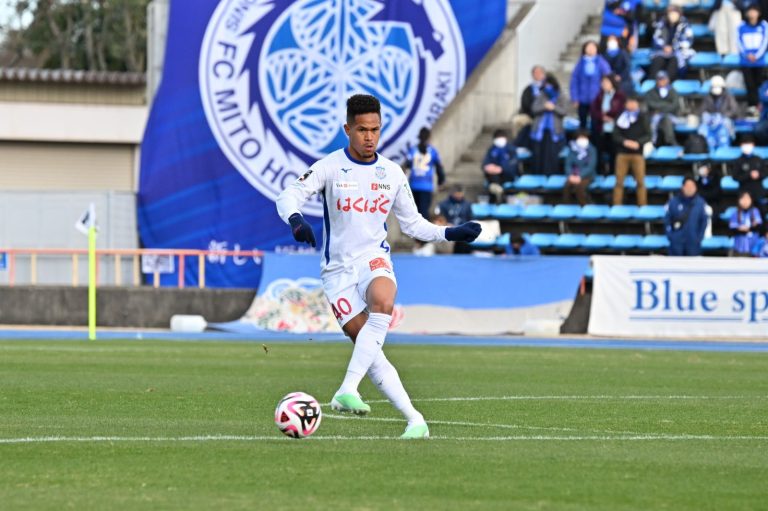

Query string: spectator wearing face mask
613 95 651 206
693 162 723 215
563 130 597 206
664 177 709 256
602 35 632 95
731 135 767 213
645 70 681 147
698 75 738 151
649 6 695 81
730 191 764 255
531 74 568 176
513 65 547 141
738 4 768 113
600 0 638 50
570 41 612 129
590 74 626 175
710 0 744 56
482 129 518 204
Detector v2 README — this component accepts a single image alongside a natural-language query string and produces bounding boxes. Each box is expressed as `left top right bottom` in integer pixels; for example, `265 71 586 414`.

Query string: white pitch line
324 413 581 432
365 395 768 404
1 434 768 444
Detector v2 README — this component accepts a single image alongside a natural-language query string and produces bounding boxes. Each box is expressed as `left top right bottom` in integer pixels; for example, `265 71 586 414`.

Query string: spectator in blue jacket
738 4 768 110
403 127 445 220
752 230 768 257
600 0 639 50
603 35 633 95
756 79 768 144
664 177 708 256
571 41 612 129
505 233 541 257
482 129 518 204
729 191 764 255
563 130 597 206
649 6 695 81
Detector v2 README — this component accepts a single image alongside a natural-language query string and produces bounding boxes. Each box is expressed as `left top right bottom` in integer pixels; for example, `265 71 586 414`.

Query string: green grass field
1 340 767 510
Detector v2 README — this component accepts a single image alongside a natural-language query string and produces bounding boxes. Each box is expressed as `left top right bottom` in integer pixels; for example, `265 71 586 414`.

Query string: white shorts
322 254 397 328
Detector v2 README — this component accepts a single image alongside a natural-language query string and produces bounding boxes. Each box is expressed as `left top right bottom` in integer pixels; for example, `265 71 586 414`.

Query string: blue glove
445 222 482 242
288 213 316 247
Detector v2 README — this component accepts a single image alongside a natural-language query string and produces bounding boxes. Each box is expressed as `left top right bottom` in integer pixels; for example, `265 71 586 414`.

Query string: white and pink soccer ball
274 392 322 438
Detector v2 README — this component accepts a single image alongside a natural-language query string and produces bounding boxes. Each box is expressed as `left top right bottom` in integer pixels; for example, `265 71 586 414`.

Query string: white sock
367 351 424 426
337 312 391 395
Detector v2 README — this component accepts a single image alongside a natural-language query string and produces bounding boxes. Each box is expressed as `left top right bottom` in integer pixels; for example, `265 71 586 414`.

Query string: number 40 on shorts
331 298 352 321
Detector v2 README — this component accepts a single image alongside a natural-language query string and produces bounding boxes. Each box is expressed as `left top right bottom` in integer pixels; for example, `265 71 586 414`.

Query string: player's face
345 113 381 162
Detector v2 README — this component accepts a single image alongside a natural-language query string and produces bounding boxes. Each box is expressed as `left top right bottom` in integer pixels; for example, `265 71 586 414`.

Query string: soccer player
276 94 482 439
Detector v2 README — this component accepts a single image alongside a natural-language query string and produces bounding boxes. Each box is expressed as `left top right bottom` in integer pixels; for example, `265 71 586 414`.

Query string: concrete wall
0 286 255 328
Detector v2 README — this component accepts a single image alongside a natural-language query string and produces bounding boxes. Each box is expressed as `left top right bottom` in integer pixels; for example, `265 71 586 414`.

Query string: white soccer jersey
276 148 447 275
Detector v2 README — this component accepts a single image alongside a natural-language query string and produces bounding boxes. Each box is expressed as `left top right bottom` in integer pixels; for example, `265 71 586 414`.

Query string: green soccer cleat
330 393 371 415
400 422 430 439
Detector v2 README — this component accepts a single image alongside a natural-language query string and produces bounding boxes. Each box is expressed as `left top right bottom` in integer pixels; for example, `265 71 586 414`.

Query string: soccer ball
274 392 322 438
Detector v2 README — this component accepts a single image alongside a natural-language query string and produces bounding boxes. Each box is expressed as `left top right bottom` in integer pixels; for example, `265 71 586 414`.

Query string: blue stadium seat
564 117 580 132
513 175 546 190
495 233 511 248
672 80 702 96
470 237 496 249
642 0 667 11
754 147 768 159
675 123 697 135
691 24 713 39
649 146 683 162
634 205 666 221
659 175 684 192
529 232 558 248
735 119 757 134
517 147 532 160
699 0 716 9
471 203 496 219
520 204 553 220
632 48 652 67
721 175 739 192
638 79 655 95
640 235 670 250
611 235 644 250
607 205 639 221
588 175 604 190
493 204 522 220
624 175 637 189
689 52 721 68
553 233 587 250
598 175 617 191
702 236 733 251
502 180 517 191
550 204 581 220
764 177 768 189
645 175 663 190
710 146 742 162
544 175 567 190
681 151 709 162
722 53 767 69
720 206 736 222
582 234 615 250
578 204 610 220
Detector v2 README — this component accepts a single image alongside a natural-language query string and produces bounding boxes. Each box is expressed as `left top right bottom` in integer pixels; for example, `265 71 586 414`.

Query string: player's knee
369 298 394 315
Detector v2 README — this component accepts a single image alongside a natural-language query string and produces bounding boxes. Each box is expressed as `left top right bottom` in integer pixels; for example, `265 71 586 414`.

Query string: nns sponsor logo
371 183 390 191
200 0 465 217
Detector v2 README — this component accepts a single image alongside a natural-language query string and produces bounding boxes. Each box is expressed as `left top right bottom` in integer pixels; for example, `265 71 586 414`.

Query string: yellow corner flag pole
88 224 97 341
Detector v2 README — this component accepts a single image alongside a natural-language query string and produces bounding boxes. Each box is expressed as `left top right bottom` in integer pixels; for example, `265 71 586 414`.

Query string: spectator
645 70 681 146
710 0 743 56
563 130 597 206
590 74 626 174
603 35 633 95
649 5 695 81
505 233 541 256
729 192 764 255
437 186 474 255
755 78 768 144
403 127 445 220
600 0 638 50
731 135 767 213
752 229 768 257
694 162 723 215
570 41 612 129
513 66 547 140
698 75 738 151
613 95 651 206
664 177 709 256
531 74 568 176
738 4 768 113
482 129 518 204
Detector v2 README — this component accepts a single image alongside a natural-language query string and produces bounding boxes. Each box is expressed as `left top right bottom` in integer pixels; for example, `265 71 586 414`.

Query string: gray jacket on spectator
645 87 681 115
699 92 739 118
531 93 569 136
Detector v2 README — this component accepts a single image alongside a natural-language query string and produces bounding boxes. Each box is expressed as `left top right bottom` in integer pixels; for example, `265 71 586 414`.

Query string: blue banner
139 0 507 288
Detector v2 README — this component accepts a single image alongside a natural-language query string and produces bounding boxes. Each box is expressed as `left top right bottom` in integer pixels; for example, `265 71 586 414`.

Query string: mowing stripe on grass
350 395 768 405
324 413 581 432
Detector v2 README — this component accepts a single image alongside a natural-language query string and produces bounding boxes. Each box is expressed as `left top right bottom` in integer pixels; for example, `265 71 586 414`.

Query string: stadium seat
659 175 684 192
649 146 683 162
564 117 580 132
495 233 511 248
754 147 768 159
471 203 495 219
689 52 721 68
553 233 586 250
578 204 610 220
691 24 713 39
720 206 736 222
607 205 639 221
543 175 567 190
550 204 581 220
681 151 709 162
597 175 617 191
638 79 655 95
644 175 663 190
582 234 615 250
710 146 741 162
494 204 522 220
611 234 643 250
642 0 667 11
502 180 516 191
634 205 666 221
721 176 739 192
702 236 733 251
674 123 698 135
632 48 652 67
639 235 670 250
672 80 701 96
735 120 757 134
514 175 546 191
517 147 532 160
520 204 553 220
529 232 558 248
624 175 637 190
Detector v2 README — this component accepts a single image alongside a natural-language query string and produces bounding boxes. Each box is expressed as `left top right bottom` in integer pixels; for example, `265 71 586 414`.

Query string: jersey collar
344 147 378 166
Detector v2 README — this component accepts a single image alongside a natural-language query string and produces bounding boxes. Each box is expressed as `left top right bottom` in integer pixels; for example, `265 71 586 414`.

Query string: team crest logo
375 166 387 179
200 0 465 217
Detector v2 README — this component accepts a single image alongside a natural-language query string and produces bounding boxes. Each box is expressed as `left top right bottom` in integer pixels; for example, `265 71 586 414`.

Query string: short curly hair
346 94 381 125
